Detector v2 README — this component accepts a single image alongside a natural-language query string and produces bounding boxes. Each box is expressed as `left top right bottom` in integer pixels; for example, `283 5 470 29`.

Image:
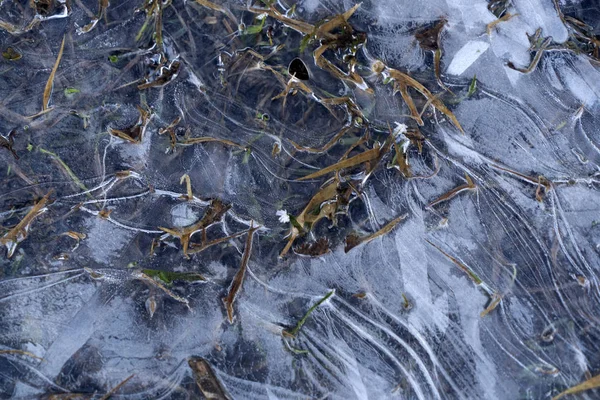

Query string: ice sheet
1 0 600 399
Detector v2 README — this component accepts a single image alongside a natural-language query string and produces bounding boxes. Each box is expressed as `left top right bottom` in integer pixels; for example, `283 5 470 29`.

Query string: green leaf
255 112 269 121
243 17 265 36
467 75 477 97
244 25 263 35
289 215 303 230
142 269 206 285
2 47 21 61
555 120 567 131
242 148 252 164
299 34 313 53
64 88 80 95
108 55 119 63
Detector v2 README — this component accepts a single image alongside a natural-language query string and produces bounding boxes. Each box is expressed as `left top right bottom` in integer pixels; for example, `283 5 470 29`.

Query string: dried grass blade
0 349 43 360
289 126 352 153
489 163 550 187
507 37 551 73
313 43 330 66
297 181 339 224
195 0 237 23
180 174 194 200
280 180 340 257
99 374 135 400
427 174 476 208
430 96 463 133
342 3 362 20
248 5 314 35
188 229 248 254
433 48 451 92
223 225 257 323
318 54 372 92
159 199 230 257
316 3 361 36
43 35 66 111
425 239 483 285
480 292 502 317
393 142 411 177
136 271 190 306
0 20 19 33
389 68 463 132
183 137 245 149
279 229 299 258
155 0 164 52
553 374 600 400
344 214 407 252
1 191 51 258
39 147 87 191
486 12 518 35
396 81 424 125
297 147 379 181
0 129 18 159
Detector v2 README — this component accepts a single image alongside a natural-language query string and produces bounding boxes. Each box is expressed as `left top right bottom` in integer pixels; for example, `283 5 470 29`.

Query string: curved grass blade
283 290 335 338
344 214 408 252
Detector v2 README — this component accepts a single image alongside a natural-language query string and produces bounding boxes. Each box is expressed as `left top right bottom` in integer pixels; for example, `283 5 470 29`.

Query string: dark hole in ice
288 58 309 80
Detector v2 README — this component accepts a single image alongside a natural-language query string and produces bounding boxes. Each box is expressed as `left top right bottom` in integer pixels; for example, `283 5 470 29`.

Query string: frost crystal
276 209 290 224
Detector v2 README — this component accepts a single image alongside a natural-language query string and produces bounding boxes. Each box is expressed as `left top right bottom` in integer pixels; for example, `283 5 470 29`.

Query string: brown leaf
188 229 248 255
294 238 330 257
387 68 464 133
0 130 18 160
138 60 181 89
344 233 362 253
108 106 152 144
393 142 411 177
188 357 232 400
316 3 361 37
415 19 446 51
159 199 230 257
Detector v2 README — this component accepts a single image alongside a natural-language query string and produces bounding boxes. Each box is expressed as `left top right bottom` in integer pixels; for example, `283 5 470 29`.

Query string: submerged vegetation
1 0 599 398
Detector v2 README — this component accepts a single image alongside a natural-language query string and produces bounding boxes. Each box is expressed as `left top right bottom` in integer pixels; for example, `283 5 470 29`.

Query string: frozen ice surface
446 41 490 75
1 0 600 399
